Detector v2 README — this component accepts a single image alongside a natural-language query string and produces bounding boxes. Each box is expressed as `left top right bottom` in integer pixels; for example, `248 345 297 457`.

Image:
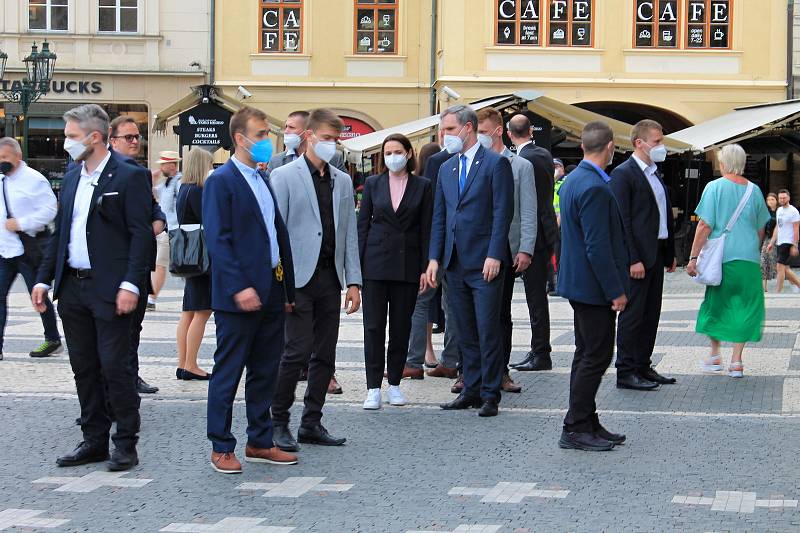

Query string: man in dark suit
507 114 559 372
32 104 153 470
204 106 298 474
108 115 165 395
609 120 677 391
557 121 629 452
426 104 514 417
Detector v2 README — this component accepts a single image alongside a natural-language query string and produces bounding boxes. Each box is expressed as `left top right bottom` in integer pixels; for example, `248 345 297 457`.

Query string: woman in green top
687 144 771 378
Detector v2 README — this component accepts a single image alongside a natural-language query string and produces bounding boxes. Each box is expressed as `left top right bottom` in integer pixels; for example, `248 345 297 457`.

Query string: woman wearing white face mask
357 134 433 409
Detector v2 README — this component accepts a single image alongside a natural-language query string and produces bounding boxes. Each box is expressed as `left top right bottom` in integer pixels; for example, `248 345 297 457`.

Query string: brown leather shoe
244 445 298 465
402 366 424 380
211 451 242 474
451 374 464 394
501 373 522 393
427 364 458 379
327 375 343 394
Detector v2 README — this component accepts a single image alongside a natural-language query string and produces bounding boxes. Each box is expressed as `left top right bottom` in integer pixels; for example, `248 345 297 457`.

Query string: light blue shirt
584 159 611 183
231 155 280 268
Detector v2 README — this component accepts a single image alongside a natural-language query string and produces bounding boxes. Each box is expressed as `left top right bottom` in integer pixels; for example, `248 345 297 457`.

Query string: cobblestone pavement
1 271 799 532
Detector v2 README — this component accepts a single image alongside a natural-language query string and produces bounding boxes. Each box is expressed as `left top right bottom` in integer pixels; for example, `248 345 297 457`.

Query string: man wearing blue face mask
609 119 677 392
268 110 347 173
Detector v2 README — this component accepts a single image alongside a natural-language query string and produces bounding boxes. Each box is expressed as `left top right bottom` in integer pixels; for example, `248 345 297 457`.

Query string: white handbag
694 181 754 286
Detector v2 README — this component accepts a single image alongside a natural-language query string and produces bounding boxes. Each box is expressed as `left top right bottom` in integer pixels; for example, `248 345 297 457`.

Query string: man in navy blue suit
203 106 298 474
557 121 630 452
426 104 513 417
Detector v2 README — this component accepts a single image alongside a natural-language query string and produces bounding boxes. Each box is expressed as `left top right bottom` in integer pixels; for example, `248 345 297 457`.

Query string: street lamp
0 41 57 159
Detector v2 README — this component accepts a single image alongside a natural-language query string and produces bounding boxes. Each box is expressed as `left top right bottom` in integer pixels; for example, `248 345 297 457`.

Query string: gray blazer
269 156 362 290
503 147 537 257
269 149 347 173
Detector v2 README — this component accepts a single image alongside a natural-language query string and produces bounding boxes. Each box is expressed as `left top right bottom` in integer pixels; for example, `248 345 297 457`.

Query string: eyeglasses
111 134 141 143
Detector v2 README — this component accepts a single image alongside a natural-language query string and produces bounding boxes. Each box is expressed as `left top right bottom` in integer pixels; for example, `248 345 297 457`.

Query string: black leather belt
67 268 93 279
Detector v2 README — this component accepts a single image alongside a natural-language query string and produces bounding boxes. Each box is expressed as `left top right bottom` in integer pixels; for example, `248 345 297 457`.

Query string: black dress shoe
639 367 677 385
558 430 615 451
107 447 139 471
595 426 626 445
477 400 499 417
273 425 299 452
297 424 346 446
510 352 534 369
176 368 185 380
616 374 659 391
183 370 211 381
57 442 109 467
137 377 159 394
440 394 482 410
513 354 553 372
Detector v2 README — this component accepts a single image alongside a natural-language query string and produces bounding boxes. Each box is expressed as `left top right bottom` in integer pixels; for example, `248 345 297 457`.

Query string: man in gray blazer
477 107 537 393
269 110 347 173
269 109 362 452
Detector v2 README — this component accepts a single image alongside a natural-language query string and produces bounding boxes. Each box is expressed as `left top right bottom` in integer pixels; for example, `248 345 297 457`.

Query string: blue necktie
458 155 468 194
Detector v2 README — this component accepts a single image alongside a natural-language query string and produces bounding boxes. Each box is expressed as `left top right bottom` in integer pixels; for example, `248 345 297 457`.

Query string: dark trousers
57 275 139 449
272 267 341 428
207 277 285 452
615 247 665 378
0 256 59 352
129 294 147 380
522 249 552 356
564 300 616 433
362 279 418 388
500 264 517 370
445 257 504 403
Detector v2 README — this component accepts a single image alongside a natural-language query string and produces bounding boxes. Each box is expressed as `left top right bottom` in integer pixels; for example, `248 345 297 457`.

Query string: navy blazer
202 159 295 313
423 149 451 191
37 155 154 314
428 144 514 271
557 160 630 306
609 156 675 270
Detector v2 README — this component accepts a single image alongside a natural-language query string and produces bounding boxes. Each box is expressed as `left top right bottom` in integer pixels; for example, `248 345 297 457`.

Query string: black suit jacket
38 155 154 312
423 149 452 191
357 172 432 283
609 156 675 270
518 143 558 252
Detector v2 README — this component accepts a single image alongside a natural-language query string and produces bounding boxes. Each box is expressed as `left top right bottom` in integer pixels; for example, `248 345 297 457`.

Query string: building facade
0 0 210 181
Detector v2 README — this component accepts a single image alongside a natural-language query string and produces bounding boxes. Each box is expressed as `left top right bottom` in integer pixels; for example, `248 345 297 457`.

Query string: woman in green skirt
687 144 771 378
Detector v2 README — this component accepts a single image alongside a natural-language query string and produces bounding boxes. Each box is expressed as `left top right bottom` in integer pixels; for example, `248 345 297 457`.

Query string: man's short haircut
440 104 478 131
109 115 138 138
0 137 22 156
229 105 269 142
476 107 503 127
308 108 344 134
779 189 791 196
581 121 614 154
63 104 110 143
631 119 663 146
507 114 532 139
287 110 311 128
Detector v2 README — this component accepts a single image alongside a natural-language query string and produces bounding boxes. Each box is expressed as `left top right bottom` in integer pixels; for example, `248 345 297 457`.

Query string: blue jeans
0 256 60 352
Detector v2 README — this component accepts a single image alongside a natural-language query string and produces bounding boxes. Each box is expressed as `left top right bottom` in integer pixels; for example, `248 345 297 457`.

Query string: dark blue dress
177 183 211 311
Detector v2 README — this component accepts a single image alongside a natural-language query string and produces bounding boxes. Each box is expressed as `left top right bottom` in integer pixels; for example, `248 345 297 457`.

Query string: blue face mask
245 136 274 163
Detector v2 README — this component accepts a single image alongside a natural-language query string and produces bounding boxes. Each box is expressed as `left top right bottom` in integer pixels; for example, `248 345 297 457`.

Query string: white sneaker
387 385 406 406
700 355 722 372
792 286 800 294
363 388 382 410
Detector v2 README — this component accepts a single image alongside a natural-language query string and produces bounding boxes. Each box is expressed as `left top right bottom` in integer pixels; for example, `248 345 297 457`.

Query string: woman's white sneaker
700 355 723 372
387 385 406 406
363 388 382 410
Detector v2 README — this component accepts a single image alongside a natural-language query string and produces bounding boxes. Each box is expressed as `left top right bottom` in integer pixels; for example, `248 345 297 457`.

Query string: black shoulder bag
168 187 209 278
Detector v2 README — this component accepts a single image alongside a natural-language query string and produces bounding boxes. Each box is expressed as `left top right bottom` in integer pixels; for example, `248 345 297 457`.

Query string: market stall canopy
666 99 800 153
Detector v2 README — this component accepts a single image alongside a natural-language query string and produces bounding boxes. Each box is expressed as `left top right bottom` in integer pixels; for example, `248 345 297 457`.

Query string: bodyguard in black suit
358 134 432 406
33 104 153 470
609 120 677 391
507 114 559 372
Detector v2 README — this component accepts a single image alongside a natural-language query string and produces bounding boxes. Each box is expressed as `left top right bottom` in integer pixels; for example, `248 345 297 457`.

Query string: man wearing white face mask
609 119 677 392
269 110 347 173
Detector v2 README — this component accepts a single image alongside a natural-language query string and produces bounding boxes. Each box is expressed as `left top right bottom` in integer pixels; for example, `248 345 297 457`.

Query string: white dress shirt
458 140 482 178
0 162 57 259
633 154 669 239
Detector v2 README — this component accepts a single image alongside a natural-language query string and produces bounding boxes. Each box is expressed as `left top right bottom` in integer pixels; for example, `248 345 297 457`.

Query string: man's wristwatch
689 256 698 262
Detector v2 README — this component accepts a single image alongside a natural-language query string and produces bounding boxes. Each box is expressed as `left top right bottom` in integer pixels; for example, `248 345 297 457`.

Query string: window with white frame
29 0 69 32
99 0 138 33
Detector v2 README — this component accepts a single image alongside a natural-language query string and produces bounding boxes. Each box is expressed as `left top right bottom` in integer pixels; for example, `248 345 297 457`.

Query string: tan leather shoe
501 373 522 393
245 445 298 465
426 364 458 379
327 375 343 394
211 451 242 474
451 375 464 394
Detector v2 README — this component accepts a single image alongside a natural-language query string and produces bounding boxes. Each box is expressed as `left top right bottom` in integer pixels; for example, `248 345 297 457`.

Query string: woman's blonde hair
182 147 213 187
717 143 747 176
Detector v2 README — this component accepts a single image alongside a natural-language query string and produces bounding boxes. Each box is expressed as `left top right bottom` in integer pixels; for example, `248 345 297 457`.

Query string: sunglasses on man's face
112 134 141 144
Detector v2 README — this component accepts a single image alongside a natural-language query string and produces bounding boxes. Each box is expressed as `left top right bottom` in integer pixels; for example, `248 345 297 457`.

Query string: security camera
441 86 461 100
236 85 253 100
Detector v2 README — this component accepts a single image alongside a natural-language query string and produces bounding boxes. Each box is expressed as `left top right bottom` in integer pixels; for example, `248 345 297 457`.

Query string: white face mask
284 133 302 151
64 136 90 161
384 153 408 173
647 143 668 163
443 124 466 154
477 133 493 150
312 139 337 163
